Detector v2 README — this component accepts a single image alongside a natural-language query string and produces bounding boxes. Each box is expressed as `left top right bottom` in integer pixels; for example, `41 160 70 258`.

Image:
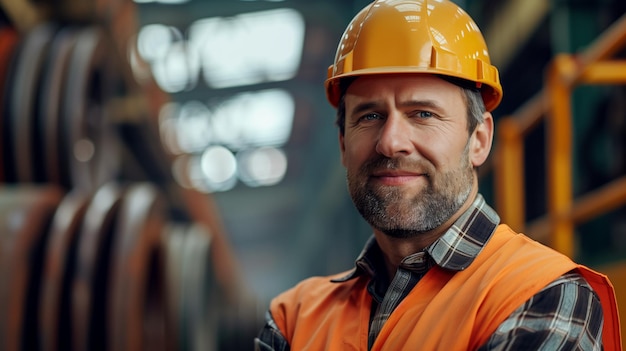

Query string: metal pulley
38 26 80 186
108 182 173 351
62 27 121 192
0 3 238 350
1 23 122 190
0 185 65 351
13 23 58 183
39 190 90 351
72 182 124 351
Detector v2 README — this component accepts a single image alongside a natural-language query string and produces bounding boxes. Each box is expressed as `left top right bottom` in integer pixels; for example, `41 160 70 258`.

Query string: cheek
342 134 373 167
418 134 469 169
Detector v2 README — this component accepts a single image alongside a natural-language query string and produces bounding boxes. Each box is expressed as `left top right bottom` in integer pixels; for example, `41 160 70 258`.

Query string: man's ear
470 112 494 167
339 132 347 167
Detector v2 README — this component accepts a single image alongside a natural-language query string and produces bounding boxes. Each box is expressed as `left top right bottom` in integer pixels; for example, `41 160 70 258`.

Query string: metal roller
163 223 187 349
0 186 64 351
163 222 218 351
72 182 123 351
108 183 173 351
181 224 217 351
9 23 57 183
0 26 19 183
38 27 80 187
61 26 120 192
39 190 90 351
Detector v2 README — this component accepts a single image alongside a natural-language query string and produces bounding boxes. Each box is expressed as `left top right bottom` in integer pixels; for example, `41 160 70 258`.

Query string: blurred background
0 0 625 350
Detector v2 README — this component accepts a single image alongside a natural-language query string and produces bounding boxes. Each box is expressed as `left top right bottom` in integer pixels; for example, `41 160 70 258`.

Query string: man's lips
370 170 426 185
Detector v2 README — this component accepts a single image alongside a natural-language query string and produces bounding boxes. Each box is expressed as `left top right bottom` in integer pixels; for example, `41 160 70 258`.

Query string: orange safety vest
270 225 622 350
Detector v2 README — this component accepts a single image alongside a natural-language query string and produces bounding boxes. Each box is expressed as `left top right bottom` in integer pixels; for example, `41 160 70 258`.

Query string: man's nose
375 113 413 158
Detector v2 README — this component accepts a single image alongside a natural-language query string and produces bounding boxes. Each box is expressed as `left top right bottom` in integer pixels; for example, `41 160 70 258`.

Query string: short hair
335 76 486 136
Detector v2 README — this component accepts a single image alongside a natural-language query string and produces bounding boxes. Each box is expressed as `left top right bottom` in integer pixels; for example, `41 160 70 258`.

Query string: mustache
361 156 431 175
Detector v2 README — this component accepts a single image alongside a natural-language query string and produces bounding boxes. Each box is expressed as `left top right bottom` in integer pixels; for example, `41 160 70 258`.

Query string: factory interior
1 0 626 349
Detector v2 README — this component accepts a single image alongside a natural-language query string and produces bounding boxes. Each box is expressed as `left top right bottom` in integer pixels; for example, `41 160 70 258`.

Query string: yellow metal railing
492 12 626 347
494 12 626 253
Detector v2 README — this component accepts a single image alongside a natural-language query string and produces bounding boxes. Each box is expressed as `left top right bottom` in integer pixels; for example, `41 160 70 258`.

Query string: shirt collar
332 194 500 283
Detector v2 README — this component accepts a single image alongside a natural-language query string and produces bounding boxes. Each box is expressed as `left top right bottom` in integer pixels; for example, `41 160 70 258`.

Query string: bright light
135 8 305 92
151 41 199 93
136 25 199 92
137 24 180 62
212 89 294 149
141 8 305 191
198 146 238 192
188 8 305 88
158 89 294 151
237 147 288 187
176 101 212 153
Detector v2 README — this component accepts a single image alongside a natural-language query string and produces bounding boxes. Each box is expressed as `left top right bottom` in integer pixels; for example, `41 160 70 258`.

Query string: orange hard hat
325 0 503 111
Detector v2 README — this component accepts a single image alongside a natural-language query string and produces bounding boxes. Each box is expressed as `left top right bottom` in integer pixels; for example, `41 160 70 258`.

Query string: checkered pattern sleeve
479 272 604 350
254 311 290 351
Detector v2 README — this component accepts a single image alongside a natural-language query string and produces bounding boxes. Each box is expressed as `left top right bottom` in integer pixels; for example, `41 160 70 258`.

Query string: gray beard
347 154 473 239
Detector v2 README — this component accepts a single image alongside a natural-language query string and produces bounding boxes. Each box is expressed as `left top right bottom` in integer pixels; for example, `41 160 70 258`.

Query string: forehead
344 74 465 108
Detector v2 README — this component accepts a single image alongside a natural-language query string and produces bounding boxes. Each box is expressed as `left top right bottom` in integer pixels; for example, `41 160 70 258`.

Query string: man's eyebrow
349 99 445 116
398 99 444 110
350 101 382 116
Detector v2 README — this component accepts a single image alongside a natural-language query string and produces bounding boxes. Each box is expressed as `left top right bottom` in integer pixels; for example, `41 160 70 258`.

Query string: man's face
340 74 485 238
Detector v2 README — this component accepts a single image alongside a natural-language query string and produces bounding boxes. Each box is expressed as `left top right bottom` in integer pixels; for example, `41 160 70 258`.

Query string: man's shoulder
271 269 367 311
541 271 596 293
493 224 574 263
468 224 579 291
277 269 360 298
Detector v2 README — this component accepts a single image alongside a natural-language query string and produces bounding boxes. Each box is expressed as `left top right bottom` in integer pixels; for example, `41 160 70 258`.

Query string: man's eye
360 113 382 121
414 111 434 119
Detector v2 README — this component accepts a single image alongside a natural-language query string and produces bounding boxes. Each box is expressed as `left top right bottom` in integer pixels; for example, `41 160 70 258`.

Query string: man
255 0 622 350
